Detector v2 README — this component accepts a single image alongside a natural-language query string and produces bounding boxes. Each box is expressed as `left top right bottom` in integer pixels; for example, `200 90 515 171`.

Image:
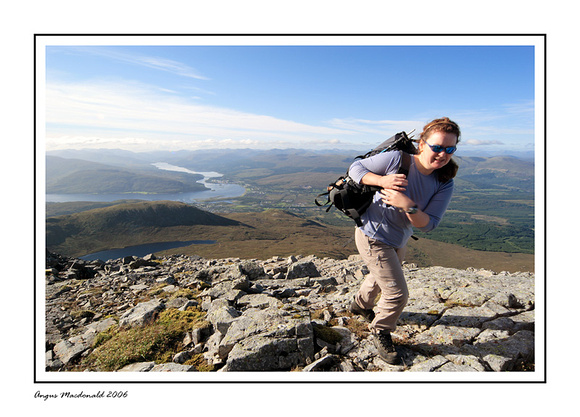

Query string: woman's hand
361 172 408 191
380 188 414 211
381 189 430 228
378 173 408 191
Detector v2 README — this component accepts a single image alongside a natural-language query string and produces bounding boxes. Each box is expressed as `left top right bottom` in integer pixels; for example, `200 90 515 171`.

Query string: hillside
45 200 534 272
46 200 146 217
45 201 357 261
45 252 535 374
453 155 534 193
44 148 536 269
46 156 208 194
46 200 241 256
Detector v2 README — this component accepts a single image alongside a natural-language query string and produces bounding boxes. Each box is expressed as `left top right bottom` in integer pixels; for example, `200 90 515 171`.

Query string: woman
348 117 460 365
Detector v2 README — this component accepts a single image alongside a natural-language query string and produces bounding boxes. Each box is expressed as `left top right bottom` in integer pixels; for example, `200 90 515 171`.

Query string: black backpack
315 131 418 227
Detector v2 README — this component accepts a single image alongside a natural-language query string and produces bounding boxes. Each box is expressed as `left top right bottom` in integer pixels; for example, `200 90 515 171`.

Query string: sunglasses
424 141 457 154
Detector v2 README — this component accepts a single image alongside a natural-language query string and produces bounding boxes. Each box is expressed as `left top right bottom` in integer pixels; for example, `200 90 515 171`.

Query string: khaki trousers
354 227 409 332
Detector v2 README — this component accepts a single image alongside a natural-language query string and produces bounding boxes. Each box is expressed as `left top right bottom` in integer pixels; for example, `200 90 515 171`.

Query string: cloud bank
45 80 357 151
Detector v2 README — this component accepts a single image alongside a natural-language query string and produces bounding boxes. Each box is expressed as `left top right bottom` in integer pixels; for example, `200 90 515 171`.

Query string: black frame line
33 33 547 384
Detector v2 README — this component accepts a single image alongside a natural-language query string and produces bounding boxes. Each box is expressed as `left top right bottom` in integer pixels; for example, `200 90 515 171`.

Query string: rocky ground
45 251 535 373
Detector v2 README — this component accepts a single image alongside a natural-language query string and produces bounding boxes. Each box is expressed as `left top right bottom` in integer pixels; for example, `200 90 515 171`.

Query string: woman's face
418 131 458 172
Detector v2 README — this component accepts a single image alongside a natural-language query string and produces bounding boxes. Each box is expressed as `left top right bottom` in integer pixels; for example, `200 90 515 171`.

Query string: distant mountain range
46 155 208 194
46 148 535 195
453 155 534 193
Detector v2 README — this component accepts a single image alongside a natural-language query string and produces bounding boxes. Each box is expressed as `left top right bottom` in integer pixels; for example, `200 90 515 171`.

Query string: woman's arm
349 151 407 191
379 189 430 228
360 172 408 191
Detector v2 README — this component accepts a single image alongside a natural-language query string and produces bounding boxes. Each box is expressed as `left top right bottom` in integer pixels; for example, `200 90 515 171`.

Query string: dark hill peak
46 201 241 254
71 200 240 228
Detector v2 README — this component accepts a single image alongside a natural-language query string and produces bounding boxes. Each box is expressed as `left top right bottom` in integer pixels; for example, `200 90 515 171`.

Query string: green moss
156 308 208 327
84 307 209 372
147 284 167 298
168 288 198 300
184 353 215 372
92 325 118 348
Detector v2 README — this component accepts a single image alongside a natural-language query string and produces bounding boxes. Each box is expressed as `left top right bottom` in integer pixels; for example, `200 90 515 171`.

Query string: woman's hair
420 117 461 143
420 117 460 183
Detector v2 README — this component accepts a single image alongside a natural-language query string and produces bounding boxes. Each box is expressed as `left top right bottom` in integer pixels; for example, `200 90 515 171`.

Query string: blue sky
43 38 538 154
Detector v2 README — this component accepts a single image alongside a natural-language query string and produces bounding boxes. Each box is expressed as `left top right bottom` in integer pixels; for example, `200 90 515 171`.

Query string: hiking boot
349 298 375 322
373 330 400 365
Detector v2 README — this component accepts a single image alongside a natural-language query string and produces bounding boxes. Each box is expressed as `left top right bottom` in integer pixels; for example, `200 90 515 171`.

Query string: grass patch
83 307 210 372
312 323 343 345
70 309 96 321
341 317 370 339
168 288 199 300
184 353 215 372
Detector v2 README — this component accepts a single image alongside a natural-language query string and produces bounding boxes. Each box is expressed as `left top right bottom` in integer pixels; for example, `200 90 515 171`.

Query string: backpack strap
395 151 420 241
397 151 412 176
314 176 347 208
382 151 412 212
314 190 331 208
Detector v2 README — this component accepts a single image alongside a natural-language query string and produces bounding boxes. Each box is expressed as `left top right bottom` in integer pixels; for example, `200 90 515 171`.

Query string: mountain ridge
46 201 241 256
46 156 208 194
47 148 534 188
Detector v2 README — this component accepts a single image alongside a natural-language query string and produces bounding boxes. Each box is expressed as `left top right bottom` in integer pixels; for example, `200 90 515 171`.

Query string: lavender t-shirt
348 150 454 248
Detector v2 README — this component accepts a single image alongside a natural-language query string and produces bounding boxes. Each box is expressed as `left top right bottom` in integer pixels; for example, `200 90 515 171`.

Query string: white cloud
501 100 534 115
44 80 357 151
463 139 505 146
66 47 210 80
136 56 210 80
453 103 534 136
44 75 535 153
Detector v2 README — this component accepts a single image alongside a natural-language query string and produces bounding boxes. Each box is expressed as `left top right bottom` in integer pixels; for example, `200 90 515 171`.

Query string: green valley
46 200 534 272
45 148 537 272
